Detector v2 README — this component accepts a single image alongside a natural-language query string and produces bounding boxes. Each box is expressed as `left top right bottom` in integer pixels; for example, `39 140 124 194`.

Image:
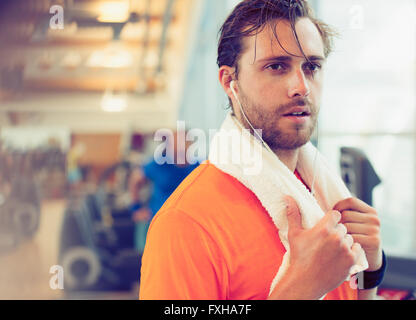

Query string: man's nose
287 69 310 98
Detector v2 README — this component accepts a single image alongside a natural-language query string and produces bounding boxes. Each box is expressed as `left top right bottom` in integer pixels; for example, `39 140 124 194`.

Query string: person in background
128 130 199 254
66 143 85 194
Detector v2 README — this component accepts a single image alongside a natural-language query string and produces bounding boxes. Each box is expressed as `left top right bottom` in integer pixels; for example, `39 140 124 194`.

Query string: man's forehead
241 18 325 63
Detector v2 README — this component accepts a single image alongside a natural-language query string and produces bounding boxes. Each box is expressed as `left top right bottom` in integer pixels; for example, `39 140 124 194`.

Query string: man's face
232 17 325 150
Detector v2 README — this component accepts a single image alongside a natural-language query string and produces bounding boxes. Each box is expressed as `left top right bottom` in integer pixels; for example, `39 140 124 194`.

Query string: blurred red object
378 289 415 300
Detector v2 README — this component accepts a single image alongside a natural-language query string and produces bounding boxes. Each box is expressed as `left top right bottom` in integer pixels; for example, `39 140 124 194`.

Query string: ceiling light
101 91 128 112
97 1 130 23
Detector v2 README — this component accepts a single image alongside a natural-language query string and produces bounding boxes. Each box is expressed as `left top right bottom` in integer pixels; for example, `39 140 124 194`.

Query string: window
317 0 416 256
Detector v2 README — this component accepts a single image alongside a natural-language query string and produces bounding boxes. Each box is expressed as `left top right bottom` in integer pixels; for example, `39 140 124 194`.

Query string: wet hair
217 0 336 79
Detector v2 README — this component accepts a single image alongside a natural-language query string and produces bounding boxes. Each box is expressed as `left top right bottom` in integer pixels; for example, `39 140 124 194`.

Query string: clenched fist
333 197 382 271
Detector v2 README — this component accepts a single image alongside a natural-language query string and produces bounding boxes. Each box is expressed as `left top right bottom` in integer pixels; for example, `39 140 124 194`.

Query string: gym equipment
0 145 66 254
59 162 141 292
0 196 19 253
0 176 41 253
8 176 41 239
340 147 381 206
0 145 67 239
10 201 40 238
340 147 416 297
381 254 416 292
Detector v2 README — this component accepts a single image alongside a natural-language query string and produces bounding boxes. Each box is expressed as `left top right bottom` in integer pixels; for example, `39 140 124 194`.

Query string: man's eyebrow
256 55 326 63
308 55 326 62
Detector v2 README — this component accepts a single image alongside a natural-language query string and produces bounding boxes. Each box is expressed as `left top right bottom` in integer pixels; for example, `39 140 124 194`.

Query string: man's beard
236 89 319 151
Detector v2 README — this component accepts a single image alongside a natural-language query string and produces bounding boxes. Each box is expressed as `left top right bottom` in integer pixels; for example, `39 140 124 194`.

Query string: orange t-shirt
139 161 357 300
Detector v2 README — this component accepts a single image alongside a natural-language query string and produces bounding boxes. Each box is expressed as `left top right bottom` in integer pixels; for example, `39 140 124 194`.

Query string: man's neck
274 148 299 172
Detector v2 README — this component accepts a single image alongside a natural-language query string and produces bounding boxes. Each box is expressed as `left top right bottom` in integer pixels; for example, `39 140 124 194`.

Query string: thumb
284 195 303 232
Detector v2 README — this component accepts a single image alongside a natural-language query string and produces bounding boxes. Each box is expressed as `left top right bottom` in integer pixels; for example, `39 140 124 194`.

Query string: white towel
208 112 368 298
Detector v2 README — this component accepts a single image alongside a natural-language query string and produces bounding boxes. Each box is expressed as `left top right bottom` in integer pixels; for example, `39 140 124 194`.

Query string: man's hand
268 195 363 300
333 197 382 271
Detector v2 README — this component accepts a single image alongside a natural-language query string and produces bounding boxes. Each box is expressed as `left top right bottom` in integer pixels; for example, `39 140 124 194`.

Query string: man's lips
282 106 311 117
281 106 312 125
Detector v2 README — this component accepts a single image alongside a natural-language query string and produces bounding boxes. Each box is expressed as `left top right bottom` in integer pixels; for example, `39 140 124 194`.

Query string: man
139 0 383 300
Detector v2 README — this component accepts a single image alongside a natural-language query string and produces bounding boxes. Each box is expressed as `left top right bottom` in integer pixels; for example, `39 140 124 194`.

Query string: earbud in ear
230 80 235 89
230 80 237 100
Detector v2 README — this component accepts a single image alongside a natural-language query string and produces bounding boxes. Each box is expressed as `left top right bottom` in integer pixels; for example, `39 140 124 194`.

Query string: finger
350 234 379 249
333 197 376 215
344 234 354 248
344 222 377 236
341 210 380 228
341 210 367 224
322 210 341 228
284 195 303 232
335 223 347 237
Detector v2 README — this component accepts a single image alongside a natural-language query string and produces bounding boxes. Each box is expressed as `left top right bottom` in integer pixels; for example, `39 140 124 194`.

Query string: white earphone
230 80 275 155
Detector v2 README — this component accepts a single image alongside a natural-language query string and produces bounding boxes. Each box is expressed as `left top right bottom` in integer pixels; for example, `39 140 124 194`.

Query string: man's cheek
311 83 323 107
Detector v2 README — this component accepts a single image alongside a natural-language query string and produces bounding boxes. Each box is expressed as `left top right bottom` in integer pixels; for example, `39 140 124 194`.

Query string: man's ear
218 66 236 100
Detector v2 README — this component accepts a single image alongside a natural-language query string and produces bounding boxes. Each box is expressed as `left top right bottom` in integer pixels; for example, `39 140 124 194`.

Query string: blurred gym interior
0 0 415 300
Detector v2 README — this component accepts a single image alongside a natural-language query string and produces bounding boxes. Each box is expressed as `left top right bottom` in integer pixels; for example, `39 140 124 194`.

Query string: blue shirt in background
142 159 200 218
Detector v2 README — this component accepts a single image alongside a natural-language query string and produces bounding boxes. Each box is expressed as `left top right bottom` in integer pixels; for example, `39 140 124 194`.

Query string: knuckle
331 210 341 222
345 197 355 207
334 232 343 243
369 215 381 227
369 225 380 235
368 206 377 215
331 232 343 245
320 225 331 237
340 241 351 254
369 235 381 247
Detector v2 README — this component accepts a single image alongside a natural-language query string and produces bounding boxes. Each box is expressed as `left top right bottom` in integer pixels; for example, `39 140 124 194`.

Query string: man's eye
266 63 286 71
304 62 321 73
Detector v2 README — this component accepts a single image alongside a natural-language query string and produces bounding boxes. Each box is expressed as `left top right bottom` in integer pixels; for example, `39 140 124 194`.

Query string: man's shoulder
163 161 249 204
153 161 260 224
